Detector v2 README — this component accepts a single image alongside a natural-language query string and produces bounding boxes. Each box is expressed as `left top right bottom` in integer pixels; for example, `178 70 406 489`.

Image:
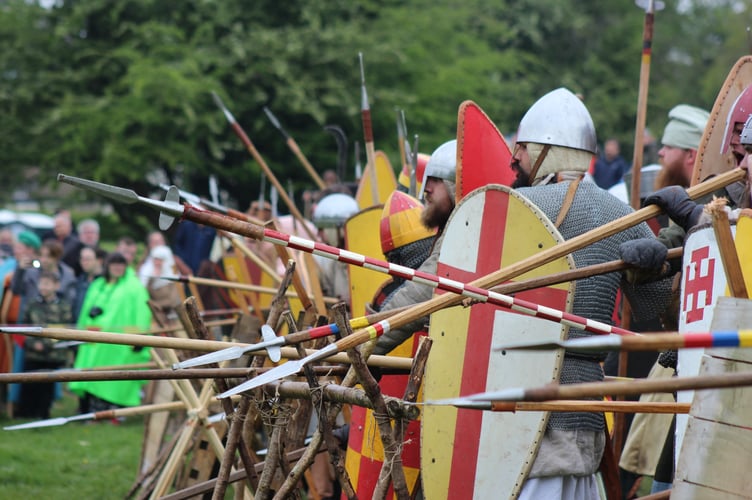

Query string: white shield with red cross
421 185 575 499
676 222 739 465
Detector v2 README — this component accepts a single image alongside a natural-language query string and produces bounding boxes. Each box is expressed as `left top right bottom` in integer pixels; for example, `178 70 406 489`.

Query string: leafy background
1 0 750 237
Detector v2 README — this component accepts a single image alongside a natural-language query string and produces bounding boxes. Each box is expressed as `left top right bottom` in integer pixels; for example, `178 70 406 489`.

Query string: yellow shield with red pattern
356 150 398 209
421 185 574 499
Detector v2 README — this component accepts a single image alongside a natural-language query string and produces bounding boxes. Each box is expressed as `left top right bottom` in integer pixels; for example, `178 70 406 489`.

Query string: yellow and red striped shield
421 185 574 499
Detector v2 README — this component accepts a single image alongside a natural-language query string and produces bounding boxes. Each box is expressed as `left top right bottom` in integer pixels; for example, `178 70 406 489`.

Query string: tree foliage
1 0 749 236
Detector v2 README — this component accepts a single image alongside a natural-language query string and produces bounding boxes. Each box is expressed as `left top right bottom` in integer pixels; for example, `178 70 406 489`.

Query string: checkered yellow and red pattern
344 330 426 499
379 191 436 254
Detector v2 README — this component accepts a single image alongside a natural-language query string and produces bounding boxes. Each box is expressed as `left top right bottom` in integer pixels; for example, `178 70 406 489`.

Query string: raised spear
211 91 317 241
629 0 665 209
358 52 380 205
263 106 326 190
57 170 745 393
496 329 752 352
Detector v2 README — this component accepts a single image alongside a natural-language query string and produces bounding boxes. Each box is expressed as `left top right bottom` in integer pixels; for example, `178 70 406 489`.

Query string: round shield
421 185 575 499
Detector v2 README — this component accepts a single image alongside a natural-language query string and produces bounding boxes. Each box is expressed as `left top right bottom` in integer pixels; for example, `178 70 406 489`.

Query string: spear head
57 174 184 230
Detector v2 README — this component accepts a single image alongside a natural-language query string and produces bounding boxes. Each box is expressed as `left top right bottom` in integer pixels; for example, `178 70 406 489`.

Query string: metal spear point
495 334 624 352
4 413 96 430
217 343 340 398
57 174 184 230
263 106 289 139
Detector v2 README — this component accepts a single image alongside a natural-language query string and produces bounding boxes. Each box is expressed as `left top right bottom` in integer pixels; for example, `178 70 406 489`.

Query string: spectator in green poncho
70 252 152 413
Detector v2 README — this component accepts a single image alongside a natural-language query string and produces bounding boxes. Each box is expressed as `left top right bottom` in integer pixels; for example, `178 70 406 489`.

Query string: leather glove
619 238 668 270
643 186 704 231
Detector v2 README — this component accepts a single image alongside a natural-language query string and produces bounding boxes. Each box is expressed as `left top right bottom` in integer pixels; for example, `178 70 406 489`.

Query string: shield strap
553 175 583 229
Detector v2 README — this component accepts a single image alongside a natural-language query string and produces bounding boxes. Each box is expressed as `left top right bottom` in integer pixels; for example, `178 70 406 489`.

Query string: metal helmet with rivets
516 88 597 154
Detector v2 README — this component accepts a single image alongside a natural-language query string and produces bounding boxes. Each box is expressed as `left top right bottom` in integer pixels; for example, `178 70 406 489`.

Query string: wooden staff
263 106 326 190
709 198 748 298
212 92 318 241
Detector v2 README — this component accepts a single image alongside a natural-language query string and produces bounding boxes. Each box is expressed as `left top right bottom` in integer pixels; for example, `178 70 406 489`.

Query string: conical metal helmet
741 113 752 150
380 191 436 254
418 139 457 200
516 88 597 154
312 193 359 228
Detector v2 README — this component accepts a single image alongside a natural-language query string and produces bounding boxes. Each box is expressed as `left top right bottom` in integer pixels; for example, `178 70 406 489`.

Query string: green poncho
69 268 153 407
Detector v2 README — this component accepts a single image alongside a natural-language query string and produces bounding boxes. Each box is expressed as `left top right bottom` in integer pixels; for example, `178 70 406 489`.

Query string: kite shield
421 185 575 499
692 56 752 185
455 101 515 203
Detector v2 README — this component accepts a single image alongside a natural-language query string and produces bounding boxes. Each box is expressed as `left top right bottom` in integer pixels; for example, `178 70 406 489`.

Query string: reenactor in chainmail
510 88 673 499
370 140 456 356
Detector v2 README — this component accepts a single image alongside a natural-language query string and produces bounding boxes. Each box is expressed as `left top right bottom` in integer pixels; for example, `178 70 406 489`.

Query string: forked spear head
57 174 184 231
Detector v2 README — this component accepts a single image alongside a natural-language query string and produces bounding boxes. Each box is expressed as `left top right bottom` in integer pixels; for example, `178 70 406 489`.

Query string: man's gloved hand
644 186 704 231
619 238 668 270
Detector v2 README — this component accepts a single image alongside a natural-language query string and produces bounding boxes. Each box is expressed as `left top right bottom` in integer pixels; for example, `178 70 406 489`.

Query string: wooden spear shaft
629 0 659 210
512 370 752 401
170 274 336 303
489 400 689 414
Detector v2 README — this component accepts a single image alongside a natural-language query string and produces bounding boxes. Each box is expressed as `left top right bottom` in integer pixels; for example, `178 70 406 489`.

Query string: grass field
0 388 145 499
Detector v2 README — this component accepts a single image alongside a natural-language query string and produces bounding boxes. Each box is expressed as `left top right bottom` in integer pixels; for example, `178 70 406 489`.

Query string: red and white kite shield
455 101 515 203
421 185 575 499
